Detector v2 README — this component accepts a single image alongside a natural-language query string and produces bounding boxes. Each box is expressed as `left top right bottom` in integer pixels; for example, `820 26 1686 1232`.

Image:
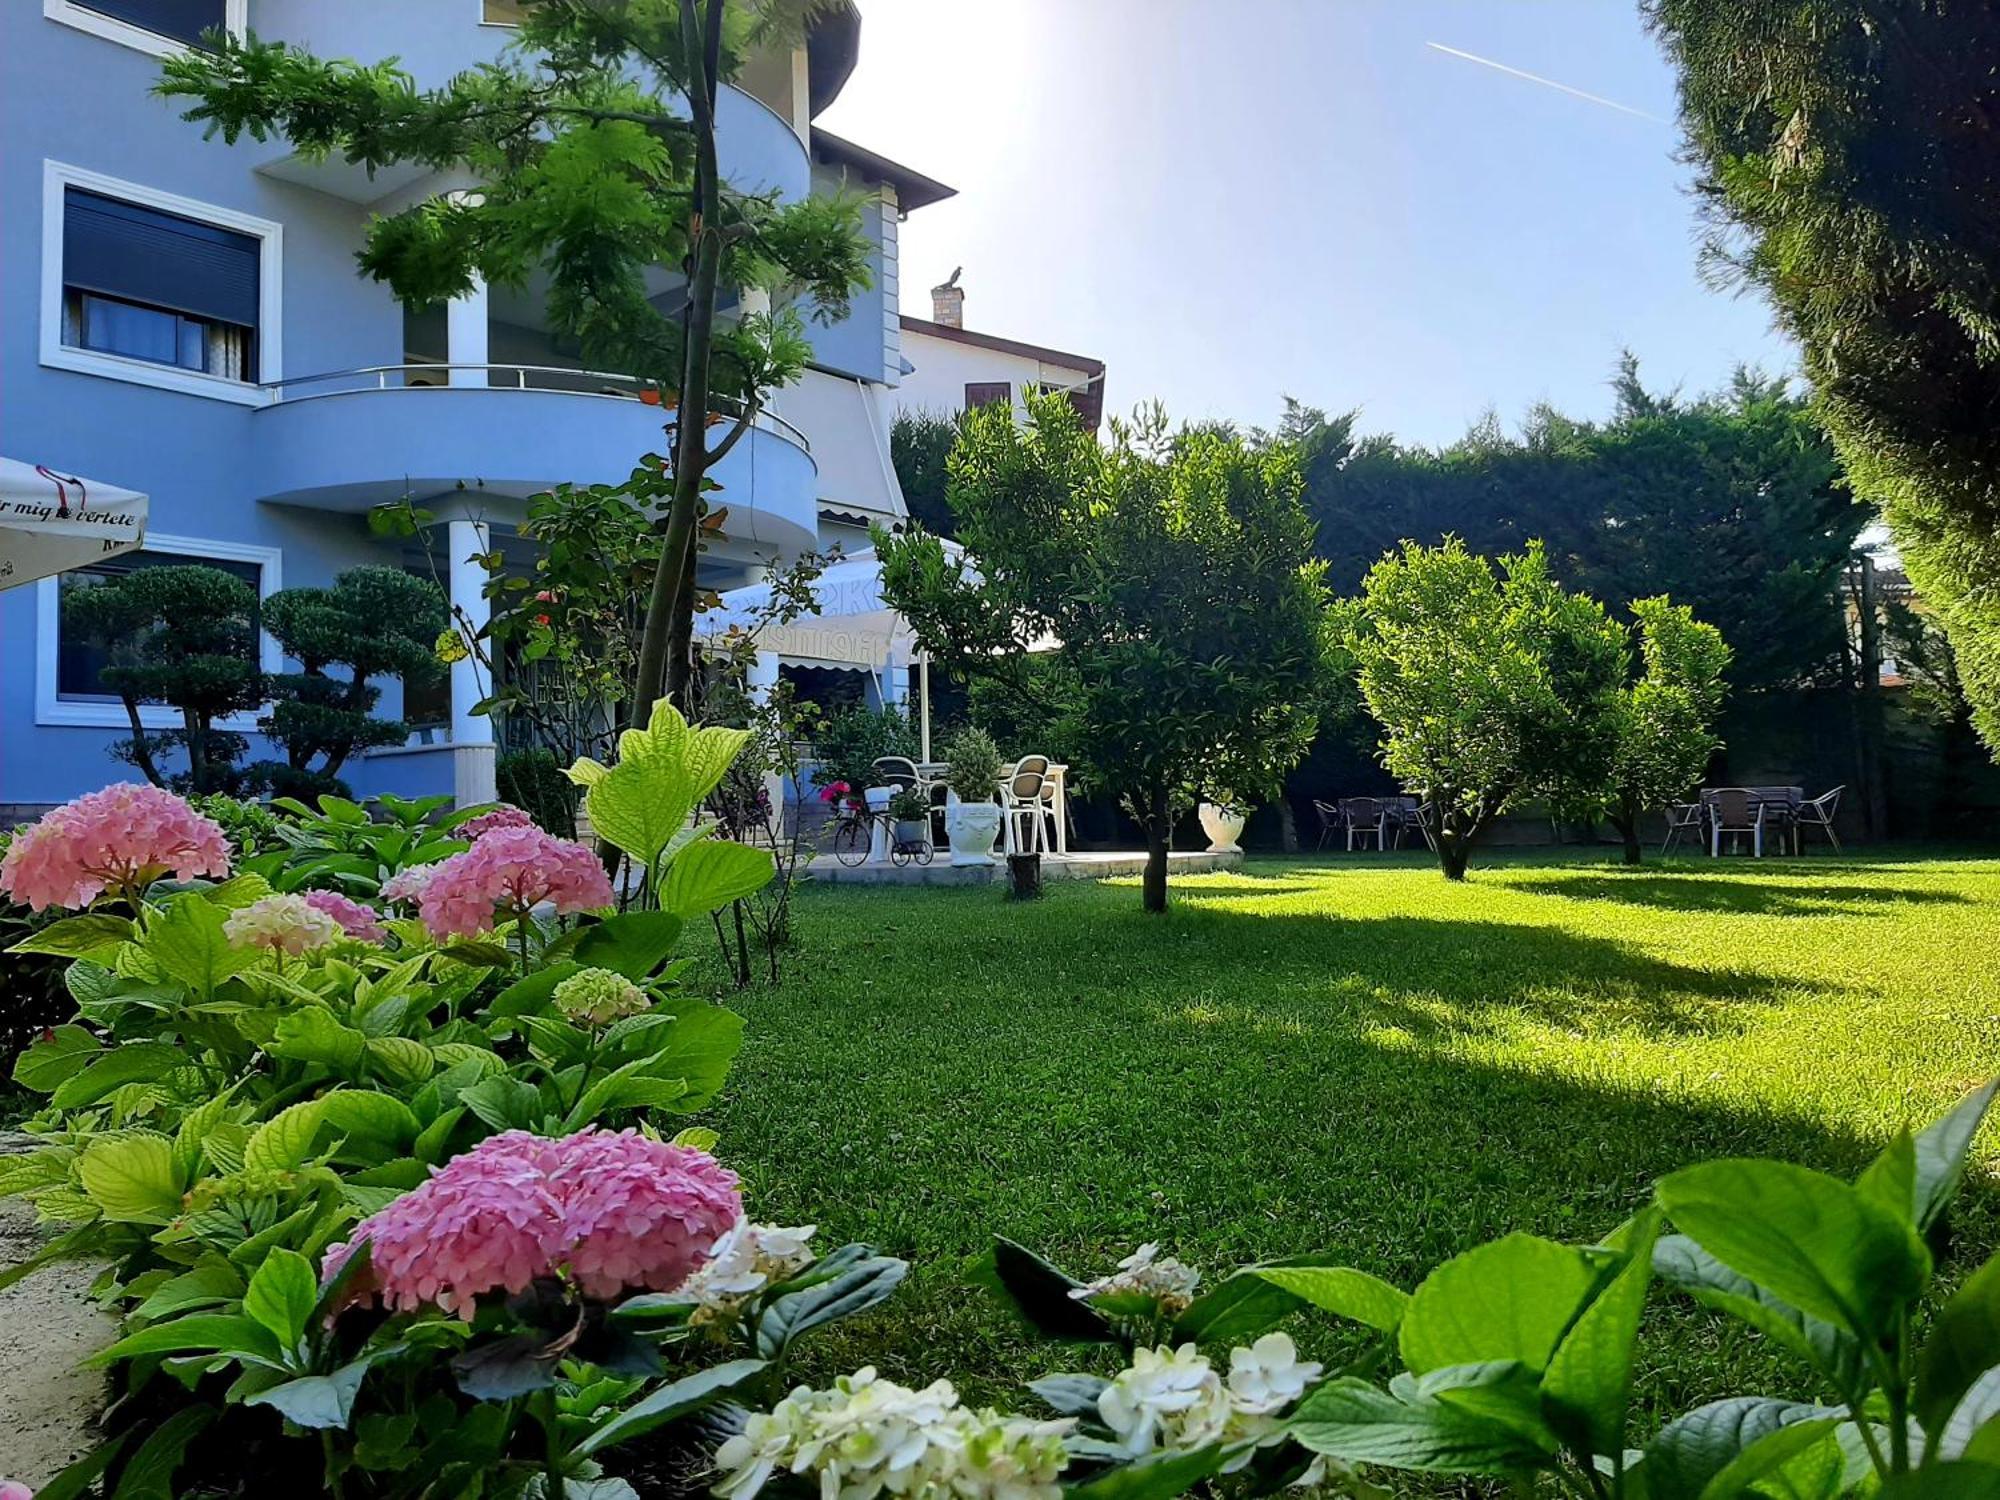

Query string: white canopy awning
697 543 965 670
0 457 147 591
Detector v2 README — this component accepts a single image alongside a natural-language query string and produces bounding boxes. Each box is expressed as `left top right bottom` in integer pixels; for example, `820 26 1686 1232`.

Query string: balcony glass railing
256 363 811 451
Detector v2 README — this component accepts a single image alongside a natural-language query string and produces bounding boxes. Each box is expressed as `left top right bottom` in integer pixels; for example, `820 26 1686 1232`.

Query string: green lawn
699 849 2000 1419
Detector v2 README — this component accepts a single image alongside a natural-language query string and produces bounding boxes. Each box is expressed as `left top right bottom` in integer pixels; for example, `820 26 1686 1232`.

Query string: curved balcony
715 83 813 203
248 366 818 556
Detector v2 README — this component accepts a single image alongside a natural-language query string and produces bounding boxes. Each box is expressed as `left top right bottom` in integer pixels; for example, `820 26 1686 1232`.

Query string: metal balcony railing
255 363 811 452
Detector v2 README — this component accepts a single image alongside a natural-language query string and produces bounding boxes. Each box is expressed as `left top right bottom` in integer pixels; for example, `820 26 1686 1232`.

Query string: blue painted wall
0 3 857 810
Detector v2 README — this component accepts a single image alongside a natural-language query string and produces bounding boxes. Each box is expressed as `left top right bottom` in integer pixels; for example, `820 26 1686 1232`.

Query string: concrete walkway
0 1136 111 1486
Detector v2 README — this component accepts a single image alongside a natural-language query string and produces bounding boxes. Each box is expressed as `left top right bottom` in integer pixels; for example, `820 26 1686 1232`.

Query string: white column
448 517 496 807
447 275 489 388
745 650 784 831
745 649 780 705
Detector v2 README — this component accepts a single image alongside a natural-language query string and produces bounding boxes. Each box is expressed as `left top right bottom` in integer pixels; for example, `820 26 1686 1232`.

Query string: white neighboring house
896 273 1106 432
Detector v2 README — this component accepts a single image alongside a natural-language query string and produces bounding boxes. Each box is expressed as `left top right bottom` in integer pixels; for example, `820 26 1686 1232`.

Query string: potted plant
1197 795 1248 853
940 727 1005 864
887 786 932 849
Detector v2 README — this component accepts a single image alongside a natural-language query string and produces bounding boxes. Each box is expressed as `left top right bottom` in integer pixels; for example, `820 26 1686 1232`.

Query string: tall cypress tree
1645 0 2000 751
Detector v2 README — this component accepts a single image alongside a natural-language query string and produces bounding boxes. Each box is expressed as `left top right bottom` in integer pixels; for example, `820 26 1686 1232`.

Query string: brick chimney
931 267 964 328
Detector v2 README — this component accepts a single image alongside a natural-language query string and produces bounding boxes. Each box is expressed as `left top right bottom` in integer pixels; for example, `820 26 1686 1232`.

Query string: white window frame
42 160 283 406
35 532 285 731
44 0 247 60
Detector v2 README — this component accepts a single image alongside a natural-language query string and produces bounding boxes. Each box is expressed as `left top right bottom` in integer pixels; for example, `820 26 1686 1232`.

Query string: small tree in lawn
60 564 264 794
879 393 1331 913
158 0 872 721
1335 539 1627 880
1593 598 1732 866
256 566 449 799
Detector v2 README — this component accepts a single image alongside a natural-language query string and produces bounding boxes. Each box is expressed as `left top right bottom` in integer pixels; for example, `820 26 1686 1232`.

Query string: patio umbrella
0 457 147 591
698 544 966 759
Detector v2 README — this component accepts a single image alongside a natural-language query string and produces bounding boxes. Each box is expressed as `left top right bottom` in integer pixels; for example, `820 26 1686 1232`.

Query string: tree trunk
1276 799 1299 854
1613 790 1643 865
120 695 163 787
631 0 728 720
1006 852 1042 900
182 707 209 793
1141 783 1171 913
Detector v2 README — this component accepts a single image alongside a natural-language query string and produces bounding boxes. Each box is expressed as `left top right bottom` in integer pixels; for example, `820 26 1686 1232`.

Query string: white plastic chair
1660 801 1706 856
1797 785 1844 853
1002 757 1050 855
1707 788 1766 857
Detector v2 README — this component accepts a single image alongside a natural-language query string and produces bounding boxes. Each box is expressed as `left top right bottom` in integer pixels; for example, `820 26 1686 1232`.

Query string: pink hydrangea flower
324 1131 566 1318
325 1129 742 1317
301 889 388 944
416 825 614 940
552 1130 744 1298
1 1480 35 1500
460 804 537 841
379 864 437 907
223 892 343 956
0 783 230 911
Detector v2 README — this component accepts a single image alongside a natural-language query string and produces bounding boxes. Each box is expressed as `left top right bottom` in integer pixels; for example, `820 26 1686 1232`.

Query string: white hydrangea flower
1097 1343 1232 1456
1068 1243 1202 1316
711 1368 1072 1500
681 1221 818 1326
1226 1332 1323 1415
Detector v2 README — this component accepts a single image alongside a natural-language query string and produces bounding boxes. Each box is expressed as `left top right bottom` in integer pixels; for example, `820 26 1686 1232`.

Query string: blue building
0 0 955 818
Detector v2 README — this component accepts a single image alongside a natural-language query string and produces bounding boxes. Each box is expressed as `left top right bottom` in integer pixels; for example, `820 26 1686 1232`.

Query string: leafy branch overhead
156 6 869 401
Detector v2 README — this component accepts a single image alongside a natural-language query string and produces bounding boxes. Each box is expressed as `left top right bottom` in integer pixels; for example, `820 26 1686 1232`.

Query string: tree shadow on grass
1499 873 1971 916
1145 899 1794 1041
718 895 1999 1416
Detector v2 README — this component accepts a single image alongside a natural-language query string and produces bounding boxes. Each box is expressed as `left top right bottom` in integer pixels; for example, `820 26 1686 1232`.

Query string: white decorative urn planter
945 800 1004 864
1198 802 1247 854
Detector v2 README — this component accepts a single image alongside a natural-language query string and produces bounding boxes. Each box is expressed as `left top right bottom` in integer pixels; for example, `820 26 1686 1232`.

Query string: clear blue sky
816 0 1800 449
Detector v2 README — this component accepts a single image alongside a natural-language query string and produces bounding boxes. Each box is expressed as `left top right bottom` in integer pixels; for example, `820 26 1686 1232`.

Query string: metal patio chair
1796 785 1844 853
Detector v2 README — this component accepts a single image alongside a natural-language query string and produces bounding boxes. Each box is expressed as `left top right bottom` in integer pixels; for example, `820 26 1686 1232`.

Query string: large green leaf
584 700 750 869
244 1098 328 1173
145 892 258 994
9 912 134 957
1641 1397 1845 1500
1657 1159 1929 1339
576 1358 768 1457
1289 1376 1554 1473
1064 1445 1233 1500
318 1091 420 1151
246 1355 386 1431
643 1004 745 1111
1652 1234 1858 1384
14 1024 104 1092
109 1405 215 1500
243 1247 318 1351
51 1042 185 1109
1914 1082 2000 1232
89 1313 283 1369
657 839 774 920
1399 1232 1608 1375
1918 1256 2000 1436
136 1261 245 1320
571 912 686 981
1872 1466 2000 1500
366 1035 437 1086
268 1007 369 1069
1247 1263 1410 1333
1174 1253 1354 1344
1544 1209 1662 1458
77 1133 183 1224
754 1255 908 1357
461 1074 546 1133
974 1237 1119 1344
1942 1371 2000 1461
